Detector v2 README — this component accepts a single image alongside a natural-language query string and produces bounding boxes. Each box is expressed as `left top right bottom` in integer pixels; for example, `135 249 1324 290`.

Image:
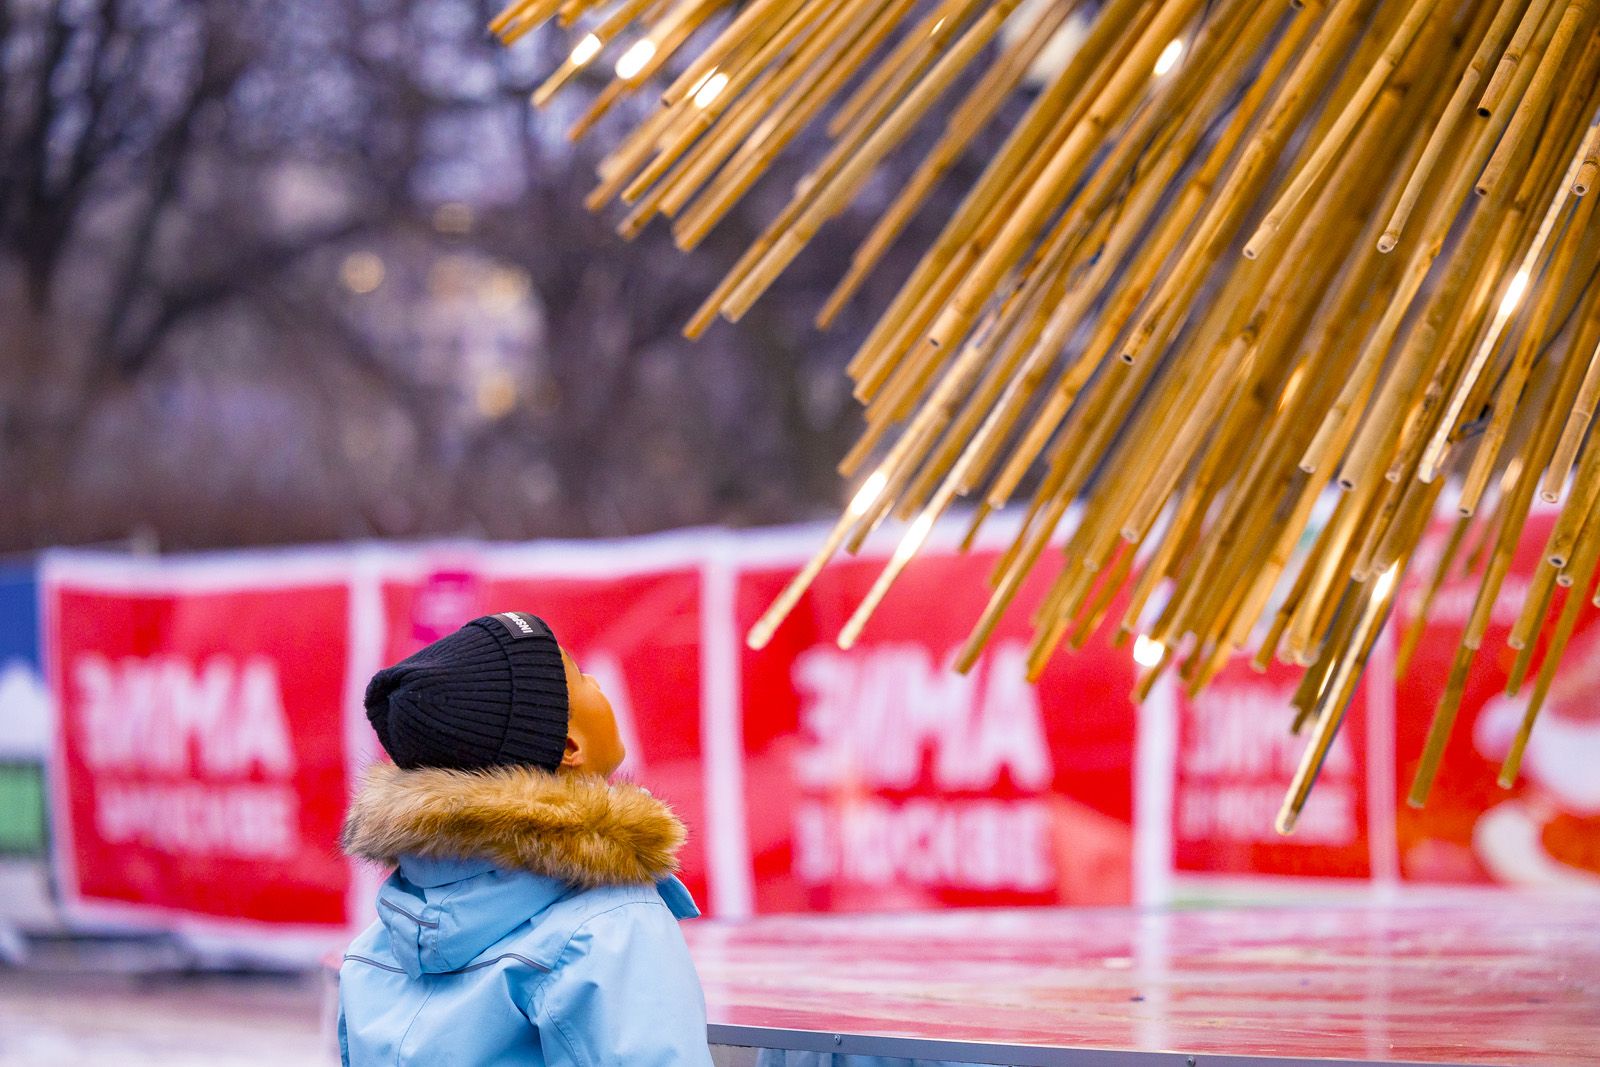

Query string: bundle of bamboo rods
492 0 1600 832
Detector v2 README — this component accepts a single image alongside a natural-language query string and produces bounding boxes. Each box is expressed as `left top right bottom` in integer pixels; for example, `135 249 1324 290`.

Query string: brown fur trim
342 762 685 888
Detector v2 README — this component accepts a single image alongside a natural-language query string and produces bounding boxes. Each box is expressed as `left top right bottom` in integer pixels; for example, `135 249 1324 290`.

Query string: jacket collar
397 853 498 887
342 761 686 888
393 855 700 920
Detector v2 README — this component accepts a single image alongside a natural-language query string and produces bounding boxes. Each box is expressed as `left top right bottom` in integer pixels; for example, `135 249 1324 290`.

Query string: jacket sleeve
530 900 713 1067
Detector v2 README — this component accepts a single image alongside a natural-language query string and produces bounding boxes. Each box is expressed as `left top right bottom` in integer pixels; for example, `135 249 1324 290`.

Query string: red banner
378 557 711 907
48 570 352 928
1394 511 1600 888
1173 656 1373 880
39 516 1600 939
736 546 1137 913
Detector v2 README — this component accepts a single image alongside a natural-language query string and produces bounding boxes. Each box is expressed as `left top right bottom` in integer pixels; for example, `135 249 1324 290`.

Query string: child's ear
560 735 583 770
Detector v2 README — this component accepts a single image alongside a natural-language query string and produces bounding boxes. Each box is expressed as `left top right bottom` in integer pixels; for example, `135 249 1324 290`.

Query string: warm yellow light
615 39 656 80
1278 364 1307 412
837 511 936 650
894 512 935 567
1499 269 1530 316
476 371 518 420
569 33 602 67
1372 562 1399 603
484 266 532 310
1153 38 1184 77
1133 634 1165 668
693 71 729 109
847 469 888 517
339 251 385 295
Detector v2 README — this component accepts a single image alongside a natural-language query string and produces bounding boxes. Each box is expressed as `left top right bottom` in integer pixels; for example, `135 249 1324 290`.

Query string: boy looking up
339 611 712 1066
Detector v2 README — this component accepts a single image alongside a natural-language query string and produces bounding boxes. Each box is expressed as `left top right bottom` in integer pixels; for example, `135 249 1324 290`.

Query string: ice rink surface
691 898 1600 1066
0 969 332 1067
2 898 1596 1066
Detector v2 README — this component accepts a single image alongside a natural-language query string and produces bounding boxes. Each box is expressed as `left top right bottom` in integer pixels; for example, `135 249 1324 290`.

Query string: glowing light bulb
568 33 601 67
693 70 729 109
614 38 656 79
1499 269 1530 316
1133 634 1165 668
848 470 888 517
1153 38 1184 77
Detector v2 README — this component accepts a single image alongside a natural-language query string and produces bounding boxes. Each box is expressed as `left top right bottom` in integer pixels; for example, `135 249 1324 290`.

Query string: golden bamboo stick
1379 0 1529 250
1245 0 1443 258
492 0 1600 824
1577 119 1600 193
1500 504 1600 784
1395 513 1471 678
1279 562 1401 833
1477 0 1557 116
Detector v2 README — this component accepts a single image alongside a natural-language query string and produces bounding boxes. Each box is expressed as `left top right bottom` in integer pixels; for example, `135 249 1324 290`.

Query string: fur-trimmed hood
339 768 710 1066
342 761 685 888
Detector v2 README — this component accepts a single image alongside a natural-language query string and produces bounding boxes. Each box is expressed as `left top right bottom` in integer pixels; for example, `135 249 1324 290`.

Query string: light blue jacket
338 762 713 1067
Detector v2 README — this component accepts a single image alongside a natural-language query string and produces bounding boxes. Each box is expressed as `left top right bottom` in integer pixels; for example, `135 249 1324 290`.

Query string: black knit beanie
364 612 569 772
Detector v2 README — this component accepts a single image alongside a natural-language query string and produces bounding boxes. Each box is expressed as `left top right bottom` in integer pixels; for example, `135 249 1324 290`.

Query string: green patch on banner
0 763 45 854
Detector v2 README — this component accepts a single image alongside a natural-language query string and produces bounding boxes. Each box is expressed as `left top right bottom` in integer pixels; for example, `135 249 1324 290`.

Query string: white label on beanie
492 612 543 639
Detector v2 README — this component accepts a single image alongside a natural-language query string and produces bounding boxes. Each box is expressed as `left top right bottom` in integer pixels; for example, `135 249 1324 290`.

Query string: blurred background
0 0 1007 553
2 1 1598 1064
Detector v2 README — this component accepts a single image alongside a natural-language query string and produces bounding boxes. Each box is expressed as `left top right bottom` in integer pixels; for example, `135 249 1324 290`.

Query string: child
338 611 713 1066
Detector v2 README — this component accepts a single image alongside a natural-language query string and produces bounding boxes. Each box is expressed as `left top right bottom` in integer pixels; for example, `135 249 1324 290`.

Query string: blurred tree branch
0 0 981 551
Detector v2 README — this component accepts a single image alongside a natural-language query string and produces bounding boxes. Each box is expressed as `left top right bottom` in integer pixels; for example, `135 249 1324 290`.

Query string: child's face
559 648 626 779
